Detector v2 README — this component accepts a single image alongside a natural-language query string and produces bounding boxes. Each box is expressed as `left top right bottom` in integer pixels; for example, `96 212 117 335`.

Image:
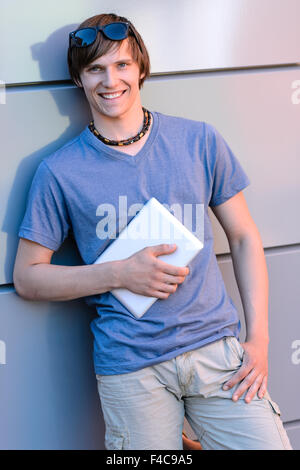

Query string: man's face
78 39 144 121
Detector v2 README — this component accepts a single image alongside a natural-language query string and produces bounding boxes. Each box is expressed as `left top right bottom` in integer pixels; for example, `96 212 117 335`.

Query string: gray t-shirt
18 111 250 375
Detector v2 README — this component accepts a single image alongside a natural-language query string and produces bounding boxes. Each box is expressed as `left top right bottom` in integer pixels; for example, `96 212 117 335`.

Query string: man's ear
139 71 146 89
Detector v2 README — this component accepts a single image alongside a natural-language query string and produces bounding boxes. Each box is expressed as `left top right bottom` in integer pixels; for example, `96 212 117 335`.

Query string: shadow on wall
4 24 92 274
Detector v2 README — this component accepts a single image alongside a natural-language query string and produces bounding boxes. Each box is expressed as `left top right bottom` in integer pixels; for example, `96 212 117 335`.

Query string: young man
13 13 292 450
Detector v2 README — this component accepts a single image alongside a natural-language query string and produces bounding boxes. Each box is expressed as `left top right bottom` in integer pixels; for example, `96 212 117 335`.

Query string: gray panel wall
218 250 300 423
1 0 299 449
1 0 300 83
0 289 104 449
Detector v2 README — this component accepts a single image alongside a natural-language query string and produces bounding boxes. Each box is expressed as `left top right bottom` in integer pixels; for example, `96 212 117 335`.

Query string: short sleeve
18 161 70 251
206 124 251 207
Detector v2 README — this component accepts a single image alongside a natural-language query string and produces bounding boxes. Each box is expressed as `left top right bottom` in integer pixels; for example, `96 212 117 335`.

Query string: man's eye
89 66 102 72
118 63 127 68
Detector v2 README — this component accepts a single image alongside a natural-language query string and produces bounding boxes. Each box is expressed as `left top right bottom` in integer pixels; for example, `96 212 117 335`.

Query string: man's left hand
222 339 268 403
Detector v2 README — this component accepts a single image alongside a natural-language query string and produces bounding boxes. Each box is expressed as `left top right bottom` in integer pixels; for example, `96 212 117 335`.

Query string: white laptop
93 197 203 318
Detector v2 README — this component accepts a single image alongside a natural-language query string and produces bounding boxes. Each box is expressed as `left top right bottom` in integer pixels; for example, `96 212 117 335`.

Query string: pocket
267 398 281 416
225 336 244 361
105 426 128 450
265 395 293 449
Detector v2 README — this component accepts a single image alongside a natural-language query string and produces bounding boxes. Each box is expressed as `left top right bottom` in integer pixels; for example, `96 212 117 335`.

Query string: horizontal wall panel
218 248 300 423
1 0 300 84
0 289 104 449
0 86 91 285
141 68 300 254
285 424 300 450
1 67 300 283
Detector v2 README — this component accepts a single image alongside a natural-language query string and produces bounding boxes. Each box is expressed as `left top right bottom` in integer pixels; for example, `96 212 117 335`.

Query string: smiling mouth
98 90 127 100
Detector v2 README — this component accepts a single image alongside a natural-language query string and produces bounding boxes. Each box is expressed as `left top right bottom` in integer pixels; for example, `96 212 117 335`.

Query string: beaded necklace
88 107 151 146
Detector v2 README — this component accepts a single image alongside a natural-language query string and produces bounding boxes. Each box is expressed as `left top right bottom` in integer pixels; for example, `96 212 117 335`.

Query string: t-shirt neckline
82 110 159 165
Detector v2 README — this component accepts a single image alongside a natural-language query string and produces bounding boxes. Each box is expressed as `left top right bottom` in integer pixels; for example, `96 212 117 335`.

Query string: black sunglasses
69 21 142 53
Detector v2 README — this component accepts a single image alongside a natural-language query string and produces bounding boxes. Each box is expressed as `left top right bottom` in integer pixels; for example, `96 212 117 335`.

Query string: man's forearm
15 261 122 302
229 232 269 343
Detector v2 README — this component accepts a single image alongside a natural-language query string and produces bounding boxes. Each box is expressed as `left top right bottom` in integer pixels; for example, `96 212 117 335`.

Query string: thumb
150 243 177 256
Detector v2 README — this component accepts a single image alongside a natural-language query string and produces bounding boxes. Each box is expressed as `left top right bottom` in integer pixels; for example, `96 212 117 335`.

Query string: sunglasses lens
74 28 97 47
103 22 128 40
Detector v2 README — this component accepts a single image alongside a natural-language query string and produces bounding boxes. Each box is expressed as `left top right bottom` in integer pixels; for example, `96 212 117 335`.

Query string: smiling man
13 13 292 450
77 42 146 143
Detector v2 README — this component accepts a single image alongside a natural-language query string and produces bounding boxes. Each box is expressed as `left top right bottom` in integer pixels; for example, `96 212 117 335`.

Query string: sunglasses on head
69 21 143 53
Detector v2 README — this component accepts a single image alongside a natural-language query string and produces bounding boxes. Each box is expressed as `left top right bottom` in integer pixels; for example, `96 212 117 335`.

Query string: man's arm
210 191 269 403
13 238 188 302
13 238 121 301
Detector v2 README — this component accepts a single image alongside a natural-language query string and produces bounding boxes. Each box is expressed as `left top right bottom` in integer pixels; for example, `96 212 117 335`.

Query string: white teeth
101 91 123 99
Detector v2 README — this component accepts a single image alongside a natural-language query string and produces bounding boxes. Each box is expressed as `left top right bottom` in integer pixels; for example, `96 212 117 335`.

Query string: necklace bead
88 107 151 146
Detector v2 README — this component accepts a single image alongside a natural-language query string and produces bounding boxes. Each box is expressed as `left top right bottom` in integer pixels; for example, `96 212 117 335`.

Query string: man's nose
102 68 118 88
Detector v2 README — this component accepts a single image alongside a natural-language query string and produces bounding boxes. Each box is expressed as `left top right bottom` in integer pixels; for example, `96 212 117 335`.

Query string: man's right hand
118 244 190 298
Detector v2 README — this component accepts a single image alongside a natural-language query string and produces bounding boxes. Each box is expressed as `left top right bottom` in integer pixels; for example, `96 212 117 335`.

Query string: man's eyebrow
115 58 133 63
85 58 133 69
84 63 103 71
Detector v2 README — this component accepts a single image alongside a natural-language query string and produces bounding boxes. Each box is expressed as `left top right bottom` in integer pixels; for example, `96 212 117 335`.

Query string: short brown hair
68 13 150 89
